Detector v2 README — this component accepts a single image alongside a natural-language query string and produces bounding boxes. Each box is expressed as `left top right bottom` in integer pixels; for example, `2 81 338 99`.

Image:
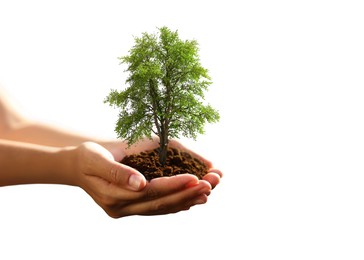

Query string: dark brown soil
121 147 208 181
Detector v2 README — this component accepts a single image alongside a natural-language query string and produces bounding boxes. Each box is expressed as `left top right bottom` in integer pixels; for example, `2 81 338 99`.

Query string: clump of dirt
121 147 208 181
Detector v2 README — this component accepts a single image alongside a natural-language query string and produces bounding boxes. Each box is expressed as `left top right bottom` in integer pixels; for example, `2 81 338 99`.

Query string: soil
121 147 208 181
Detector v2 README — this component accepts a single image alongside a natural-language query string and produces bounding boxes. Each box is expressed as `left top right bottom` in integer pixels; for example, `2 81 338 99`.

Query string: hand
101 137 223 189
72 142 215 218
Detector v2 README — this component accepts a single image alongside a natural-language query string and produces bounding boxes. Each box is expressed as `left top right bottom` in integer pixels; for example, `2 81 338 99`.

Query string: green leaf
105 26 220 150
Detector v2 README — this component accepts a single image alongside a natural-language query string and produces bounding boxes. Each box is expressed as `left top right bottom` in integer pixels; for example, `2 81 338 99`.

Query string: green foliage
105 26 219 162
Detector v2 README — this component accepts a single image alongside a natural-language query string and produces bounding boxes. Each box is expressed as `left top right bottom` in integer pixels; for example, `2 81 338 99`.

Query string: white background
1 0 364 259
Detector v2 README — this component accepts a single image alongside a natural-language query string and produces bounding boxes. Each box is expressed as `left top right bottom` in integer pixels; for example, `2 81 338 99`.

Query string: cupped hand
101 136 223 189
73 141 215 218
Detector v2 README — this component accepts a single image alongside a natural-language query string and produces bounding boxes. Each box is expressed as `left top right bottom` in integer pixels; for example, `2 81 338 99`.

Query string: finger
81 173 142 210
84 173 202 207
115 180 212 217
104 162 147 191
84 144 146 191
203 172 221 189
103 174 201 202
141 174 201 200
208 168 223 178
87 142 147 191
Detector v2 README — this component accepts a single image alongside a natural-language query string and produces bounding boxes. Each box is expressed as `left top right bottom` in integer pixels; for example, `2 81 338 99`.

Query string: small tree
105 27 220 165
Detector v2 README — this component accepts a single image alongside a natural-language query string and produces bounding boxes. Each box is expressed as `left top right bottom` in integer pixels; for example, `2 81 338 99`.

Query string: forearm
1 89 106 147
0 139 77 187
0 121 103 147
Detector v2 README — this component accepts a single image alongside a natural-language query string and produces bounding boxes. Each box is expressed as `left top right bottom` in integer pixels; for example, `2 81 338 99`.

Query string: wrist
54 146 80 186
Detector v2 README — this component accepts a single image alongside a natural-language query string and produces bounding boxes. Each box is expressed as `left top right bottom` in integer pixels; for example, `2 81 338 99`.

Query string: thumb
107 161 147 191
80 142 147 191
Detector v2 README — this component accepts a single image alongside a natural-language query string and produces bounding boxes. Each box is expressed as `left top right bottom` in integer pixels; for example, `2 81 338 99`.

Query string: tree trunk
158 128 169 165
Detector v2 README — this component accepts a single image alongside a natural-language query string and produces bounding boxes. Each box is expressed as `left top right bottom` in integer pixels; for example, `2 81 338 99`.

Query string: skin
0 86 223 218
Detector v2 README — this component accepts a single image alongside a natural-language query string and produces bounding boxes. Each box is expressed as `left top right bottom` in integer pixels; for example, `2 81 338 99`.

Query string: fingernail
129 174 143 191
